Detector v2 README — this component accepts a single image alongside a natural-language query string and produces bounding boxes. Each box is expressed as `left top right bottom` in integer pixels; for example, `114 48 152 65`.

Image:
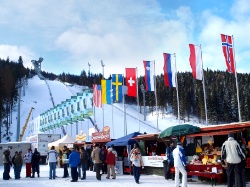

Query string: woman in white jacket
130 148 144 184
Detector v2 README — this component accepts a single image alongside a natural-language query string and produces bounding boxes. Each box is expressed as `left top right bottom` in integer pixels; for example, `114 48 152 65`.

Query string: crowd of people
3 148 41 180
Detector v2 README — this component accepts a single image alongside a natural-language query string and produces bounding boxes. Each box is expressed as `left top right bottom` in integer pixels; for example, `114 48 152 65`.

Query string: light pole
140 84 146 121
88 62 91 77
101 60 105 129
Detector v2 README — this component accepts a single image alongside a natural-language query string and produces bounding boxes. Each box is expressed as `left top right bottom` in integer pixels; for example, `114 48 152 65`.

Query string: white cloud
0 45 35 68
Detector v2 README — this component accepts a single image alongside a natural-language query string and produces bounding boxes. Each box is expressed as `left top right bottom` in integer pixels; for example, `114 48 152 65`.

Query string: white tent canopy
48 134 76 150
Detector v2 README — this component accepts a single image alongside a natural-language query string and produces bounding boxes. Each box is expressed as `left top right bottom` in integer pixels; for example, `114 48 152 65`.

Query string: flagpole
174 53 180 123
153 61 159 129
200 45 208 124
136 67 140 132
111 85 114 138
101 60 105 129
232 35 241 122
123 73 126 136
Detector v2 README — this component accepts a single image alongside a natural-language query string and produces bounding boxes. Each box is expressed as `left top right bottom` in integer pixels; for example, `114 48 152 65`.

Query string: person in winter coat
221 133 246 187
130 147 144 184
31 148 41 178
13 151 23 179
24 148 32 177
91 143 102 180
47 146 58 179
166 141 175 180
68 146 80 182
12 151 18 178
3 148 12 180
62 146 69 178
101 145 107 174
106 148 116 179
80 146 88 180
173 142 187 187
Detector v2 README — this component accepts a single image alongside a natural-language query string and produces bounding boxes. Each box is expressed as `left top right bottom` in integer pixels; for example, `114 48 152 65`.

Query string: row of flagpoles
92 34 241 135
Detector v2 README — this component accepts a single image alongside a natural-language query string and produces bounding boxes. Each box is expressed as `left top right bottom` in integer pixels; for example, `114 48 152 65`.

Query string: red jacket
106 152 116 165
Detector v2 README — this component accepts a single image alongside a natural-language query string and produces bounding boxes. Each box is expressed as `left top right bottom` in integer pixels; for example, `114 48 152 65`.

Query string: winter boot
30 174 35 178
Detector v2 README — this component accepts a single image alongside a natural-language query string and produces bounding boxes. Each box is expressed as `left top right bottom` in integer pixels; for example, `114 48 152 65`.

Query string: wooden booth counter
186 164 224 185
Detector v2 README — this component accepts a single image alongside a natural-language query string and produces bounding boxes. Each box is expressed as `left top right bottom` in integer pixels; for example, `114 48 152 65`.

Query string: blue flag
112 74 123 102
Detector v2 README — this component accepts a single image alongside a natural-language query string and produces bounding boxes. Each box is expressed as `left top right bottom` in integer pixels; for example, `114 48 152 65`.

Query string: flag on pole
125 68 137 97
93 84 102 108
112 74 123 102
189 44 202 80
163 53 176 87
143 61 155 91
101 79 111 104
221 34 235 74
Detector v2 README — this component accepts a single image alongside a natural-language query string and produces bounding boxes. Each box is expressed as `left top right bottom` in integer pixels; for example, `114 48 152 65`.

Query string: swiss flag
125 68 137 97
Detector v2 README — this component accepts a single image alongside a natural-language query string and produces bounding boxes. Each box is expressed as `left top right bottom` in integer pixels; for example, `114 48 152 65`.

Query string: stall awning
199 121 250 132
187 129 244 137
131 133 162 141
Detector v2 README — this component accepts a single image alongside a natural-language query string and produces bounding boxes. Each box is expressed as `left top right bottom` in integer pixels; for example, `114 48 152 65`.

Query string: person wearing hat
13 151 23 179
24 148 33 177
221 133 246 187
173 142 187 187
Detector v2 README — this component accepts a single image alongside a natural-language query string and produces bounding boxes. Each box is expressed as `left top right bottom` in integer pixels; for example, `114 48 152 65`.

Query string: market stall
185 121 250 185
106 132 142 174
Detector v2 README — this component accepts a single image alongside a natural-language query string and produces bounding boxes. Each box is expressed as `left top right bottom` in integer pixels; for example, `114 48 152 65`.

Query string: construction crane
19 107 35 141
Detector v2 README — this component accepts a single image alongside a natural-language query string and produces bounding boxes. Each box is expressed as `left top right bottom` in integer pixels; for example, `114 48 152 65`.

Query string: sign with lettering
92 126 110 143
142 156 165 167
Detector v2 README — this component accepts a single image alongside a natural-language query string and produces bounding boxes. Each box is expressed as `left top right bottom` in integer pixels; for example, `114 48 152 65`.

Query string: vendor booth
184 121 250 185
48 134 76 151
106 132 142 174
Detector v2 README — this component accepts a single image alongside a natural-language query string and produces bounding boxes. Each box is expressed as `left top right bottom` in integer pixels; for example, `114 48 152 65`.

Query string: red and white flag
125 68 137 97
93 84 102 108
189 44 202 80
221 34 235 74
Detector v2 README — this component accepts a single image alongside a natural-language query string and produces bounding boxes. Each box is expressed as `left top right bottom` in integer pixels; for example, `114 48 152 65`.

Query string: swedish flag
112 74 123 102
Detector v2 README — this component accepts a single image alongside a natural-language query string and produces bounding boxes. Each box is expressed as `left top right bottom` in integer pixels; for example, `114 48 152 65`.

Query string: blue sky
0 0 250 77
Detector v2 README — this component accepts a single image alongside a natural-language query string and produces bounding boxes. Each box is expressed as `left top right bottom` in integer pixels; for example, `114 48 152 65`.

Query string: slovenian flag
163 53 176 87
143 61 155 91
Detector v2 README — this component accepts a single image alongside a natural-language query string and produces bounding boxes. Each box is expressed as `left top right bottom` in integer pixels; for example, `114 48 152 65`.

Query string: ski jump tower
31 57 45 80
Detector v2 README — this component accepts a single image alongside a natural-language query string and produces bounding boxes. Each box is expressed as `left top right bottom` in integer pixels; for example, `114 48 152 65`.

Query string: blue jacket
166 145 175 163
68 150 80 167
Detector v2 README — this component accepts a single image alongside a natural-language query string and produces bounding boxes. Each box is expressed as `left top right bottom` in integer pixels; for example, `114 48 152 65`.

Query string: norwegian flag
221 34 235 74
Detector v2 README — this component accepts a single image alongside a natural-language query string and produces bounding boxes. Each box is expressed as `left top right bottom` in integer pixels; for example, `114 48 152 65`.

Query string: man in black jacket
31 148 41 178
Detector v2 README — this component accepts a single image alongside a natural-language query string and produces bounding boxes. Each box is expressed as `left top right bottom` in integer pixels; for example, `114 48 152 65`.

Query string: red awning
187 129 244 137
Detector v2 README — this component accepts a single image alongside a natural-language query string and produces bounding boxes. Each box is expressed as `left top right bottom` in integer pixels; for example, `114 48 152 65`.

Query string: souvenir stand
131 133 169 176
186 121 250 185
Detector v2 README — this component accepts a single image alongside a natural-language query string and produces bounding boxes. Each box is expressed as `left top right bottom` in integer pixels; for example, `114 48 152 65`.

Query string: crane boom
19 107 35 141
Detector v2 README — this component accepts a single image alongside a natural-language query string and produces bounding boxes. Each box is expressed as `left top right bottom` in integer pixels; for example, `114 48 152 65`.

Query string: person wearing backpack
91 143 102 180
80 146 88 180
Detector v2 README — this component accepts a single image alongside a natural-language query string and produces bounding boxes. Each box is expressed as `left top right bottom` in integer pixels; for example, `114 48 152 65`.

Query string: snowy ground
1 165 249 187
